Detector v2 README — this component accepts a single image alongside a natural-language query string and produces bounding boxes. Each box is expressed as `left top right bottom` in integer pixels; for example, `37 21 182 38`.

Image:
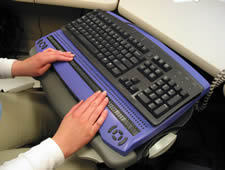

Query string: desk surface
14 0 118 10
118 0 225 77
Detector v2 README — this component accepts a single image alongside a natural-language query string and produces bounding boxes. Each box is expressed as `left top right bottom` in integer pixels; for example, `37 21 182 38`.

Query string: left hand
12 48 74 77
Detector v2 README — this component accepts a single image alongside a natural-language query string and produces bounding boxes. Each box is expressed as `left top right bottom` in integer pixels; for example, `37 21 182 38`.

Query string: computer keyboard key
148 74 157 81
140 46 149 53
168 80 176 87
156 89 164 96
163 63 172 71
168 89 176 96
125 53 132 58
138 64 146 71
155 98 163 105
129 86 139 94
121 58 133 68
113 59 127 71
174 85 182 92
111 67 121 76
124 80 132 87
144 88 152 95
149 64 157 71
162 84 170 91
144 60 151 66
136 92 151 105
180 90 189 97
149 93 157 100
109 55 115 61
131 77 140 84
119 76 128 83
153 104 169 118
134 51 145 60
106 63 114 69
162 94 170 101
101 58 110 64
148 103 157 110
156 80 165 86
128 47 136 53
167 94 182 106
129 57 138 64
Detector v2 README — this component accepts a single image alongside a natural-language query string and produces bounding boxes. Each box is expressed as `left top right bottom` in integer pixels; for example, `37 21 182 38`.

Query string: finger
82 91 107 120
46 50 74 57
37 64 51 76
50 50 74 57
89 97 109 123
38 51 74 66
92 109 108 134
74 91 101 117
43 53 74 63
57 51 75 57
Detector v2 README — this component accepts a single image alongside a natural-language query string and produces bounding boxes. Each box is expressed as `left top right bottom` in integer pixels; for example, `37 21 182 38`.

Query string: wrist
52 135 72 158
11 60 25 77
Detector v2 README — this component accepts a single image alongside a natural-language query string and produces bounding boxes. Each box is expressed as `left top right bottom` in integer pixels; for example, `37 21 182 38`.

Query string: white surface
118 0 225 77
14 0 118 10
0 77 40 93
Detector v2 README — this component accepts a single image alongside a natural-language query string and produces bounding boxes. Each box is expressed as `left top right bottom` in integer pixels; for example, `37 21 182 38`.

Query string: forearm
0 138 65 170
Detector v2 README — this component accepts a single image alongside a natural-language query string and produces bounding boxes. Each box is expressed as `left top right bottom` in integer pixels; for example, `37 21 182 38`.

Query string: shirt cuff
21 138 65 169
0 58 17 78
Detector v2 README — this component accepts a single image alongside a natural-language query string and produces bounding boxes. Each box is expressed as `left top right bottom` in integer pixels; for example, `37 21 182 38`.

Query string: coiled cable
195 69 225 112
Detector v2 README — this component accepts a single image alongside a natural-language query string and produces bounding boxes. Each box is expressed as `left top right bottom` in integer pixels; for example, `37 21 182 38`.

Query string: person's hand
12 48 74 77
52 91 109 158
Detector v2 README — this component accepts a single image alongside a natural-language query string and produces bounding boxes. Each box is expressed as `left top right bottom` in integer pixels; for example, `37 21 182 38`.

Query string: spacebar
73 33 99 54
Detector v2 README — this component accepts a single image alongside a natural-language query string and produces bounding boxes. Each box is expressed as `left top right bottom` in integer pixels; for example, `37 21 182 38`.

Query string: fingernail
67 57 73 61
78 100 83 104
102 91 107 95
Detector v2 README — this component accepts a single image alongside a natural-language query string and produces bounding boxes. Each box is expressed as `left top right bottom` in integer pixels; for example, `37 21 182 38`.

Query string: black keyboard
52 9 204 126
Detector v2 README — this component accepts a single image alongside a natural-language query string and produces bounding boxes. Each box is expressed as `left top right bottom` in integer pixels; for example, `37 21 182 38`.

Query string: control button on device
118 137 128 146
108 125 117 133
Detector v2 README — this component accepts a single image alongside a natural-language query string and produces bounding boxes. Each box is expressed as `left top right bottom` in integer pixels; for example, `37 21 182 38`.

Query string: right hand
52 91 109 158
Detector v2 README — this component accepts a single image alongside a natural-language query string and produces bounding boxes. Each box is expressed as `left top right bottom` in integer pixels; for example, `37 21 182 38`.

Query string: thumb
36 64 51 76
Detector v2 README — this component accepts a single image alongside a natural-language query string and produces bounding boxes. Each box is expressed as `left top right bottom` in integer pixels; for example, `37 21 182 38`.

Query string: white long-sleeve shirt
0 58 65 169
0 138 64 170
0 58 16 78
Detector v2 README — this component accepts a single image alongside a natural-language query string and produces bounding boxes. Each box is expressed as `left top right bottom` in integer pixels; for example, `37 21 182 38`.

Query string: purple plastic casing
35 12 210 156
